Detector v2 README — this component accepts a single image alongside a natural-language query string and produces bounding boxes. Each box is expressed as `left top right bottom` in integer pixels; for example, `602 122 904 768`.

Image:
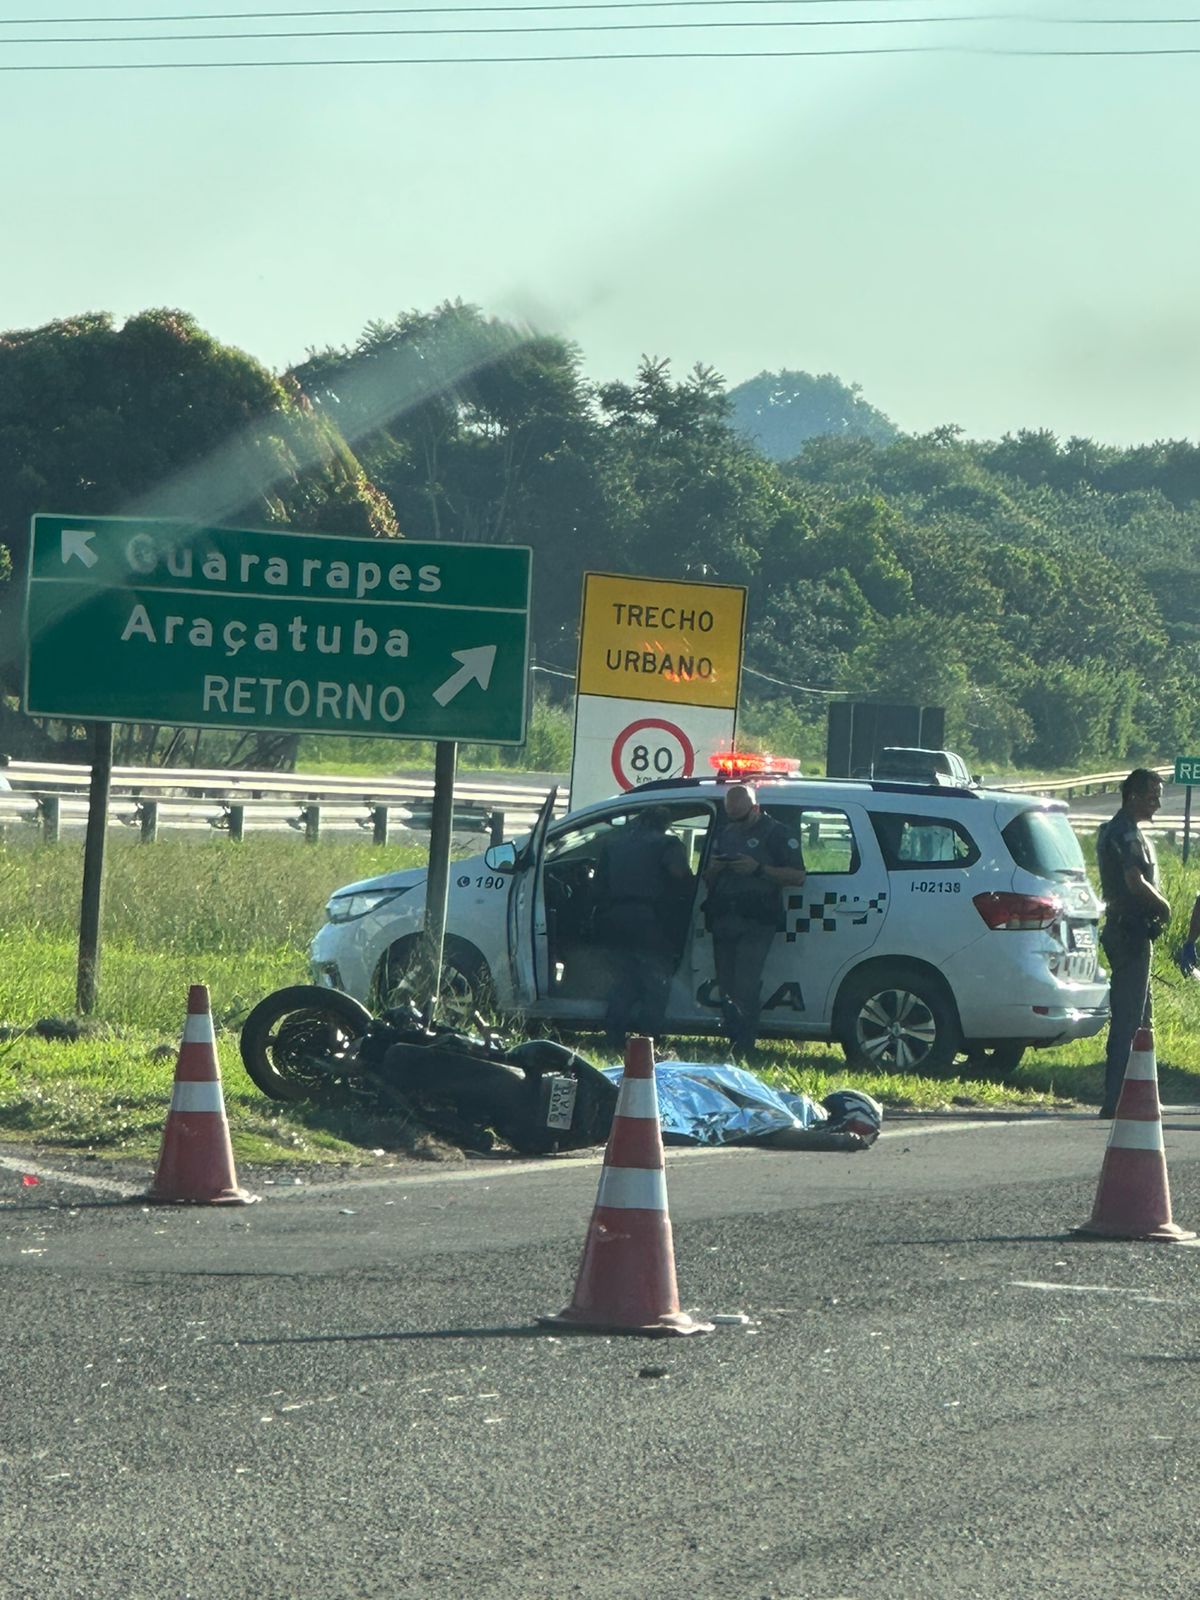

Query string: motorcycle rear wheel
239 985 374 1102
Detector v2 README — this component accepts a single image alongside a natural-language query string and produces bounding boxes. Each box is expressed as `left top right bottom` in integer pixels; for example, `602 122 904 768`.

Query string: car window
1002 809 1088 880
545 805 713 873
870 811 980 870
765 806 859 875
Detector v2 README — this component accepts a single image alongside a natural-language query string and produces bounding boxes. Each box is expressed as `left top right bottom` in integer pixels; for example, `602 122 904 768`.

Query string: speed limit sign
611 717 696 790
570 695 737 808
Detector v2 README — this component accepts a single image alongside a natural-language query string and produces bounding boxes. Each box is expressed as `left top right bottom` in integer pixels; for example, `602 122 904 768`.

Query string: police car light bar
709 751 801 779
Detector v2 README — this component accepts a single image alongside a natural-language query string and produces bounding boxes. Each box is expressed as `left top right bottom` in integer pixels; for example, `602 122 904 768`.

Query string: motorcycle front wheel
239 985 374 1102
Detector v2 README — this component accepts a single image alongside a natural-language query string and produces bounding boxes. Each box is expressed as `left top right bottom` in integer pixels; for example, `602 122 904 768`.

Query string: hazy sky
2 2 1198 444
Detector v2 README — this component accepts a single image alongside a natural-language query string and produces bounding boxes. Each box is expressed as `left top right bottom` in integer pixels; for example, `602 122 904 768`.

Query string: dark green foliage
778 426 1200 767
2 302 1198 776
729 369 899 460
292 301 603 672
0 310 397 723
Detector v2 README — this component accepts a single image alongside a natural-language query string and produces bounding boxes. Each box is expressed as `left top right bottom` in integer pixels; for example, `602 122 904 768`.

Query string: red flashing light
709 751 801 779
973 891 1060 931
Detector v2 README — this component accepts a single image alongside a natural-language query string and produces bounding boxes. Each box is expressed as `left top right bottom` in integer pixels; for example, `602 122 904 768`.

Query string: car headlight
325 886 412 923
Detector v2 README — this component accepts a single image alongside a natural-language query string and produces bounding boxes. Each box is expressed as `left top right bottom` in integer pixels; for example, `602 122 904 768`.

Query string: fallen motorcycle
238 984 618 1155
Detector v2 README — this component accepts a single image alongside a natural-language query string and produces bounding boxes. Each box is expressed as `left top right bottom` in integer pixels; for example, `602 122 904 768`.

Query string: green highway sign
1175 757 1200 785
24 514 532 743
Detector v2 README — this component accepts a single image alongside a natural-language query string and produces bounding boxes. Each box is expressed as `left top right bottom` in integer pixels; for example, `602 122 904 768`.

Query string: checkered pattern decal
784 889 888 940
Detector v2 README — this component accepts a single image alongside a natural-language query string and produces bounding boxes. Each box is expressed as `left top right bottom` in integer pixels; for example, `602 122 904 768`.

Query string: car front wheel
837 967 962 1076
377 936 494 1028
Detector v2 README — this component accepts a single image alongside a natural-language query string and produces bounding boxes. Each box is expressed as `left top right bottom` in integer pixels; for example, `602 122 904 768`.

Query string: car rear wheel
837 967 961 1076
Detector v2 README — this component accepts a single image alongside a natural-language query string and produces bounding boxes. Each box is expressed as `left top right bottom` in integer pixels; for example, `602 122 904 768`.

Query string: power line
0 17 1042 44
538 659 846 694
0 0 969 22
11 16 1200 47
1 45 1198 66
4 3 1198 25
743 665 847 695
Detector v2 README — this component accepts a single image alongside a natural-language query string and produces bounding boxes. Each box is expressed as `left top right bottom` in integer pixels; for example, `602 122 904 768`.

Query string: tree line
1 301 1196 772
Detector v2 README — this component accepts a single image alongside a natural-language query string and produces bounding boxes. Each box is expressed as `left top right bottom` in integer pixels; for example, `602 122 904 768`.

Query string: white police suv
309 759 1107 1074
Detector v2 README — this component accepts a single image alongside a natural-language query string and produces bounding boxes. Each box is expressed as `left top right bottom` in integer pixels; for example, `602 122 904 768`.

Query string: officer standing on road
593 806 693 1052
1097 768 1172 1117
703 783 807 1058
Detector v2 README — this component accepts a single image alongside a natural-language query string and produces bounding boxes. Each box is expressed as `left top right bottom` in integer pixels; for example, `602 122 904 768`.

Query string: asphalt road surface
3 1112 1200 1600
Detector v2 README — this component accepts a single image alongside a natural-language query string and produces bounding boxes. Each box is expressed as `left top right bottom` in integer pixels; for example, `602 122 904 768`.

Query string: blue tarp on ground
600 1060 827 1146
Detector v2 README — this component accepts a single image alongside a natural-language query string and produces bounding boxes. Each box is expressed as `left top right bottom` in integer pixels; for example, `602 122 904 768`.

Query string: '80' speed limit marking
611 717 697 790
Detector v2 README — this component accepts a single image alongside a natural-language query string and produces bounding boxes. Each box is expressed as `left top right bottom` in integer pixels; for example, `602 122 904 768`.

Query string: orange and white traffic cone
1073 1026 1193 1242
539 1036 712 1336
147 985 257 1206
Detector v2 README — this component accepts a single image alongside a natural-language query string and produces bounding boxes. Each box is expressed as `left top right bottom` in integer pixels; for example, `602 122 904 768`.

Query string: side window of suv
767 806 860 875
870 811 980 870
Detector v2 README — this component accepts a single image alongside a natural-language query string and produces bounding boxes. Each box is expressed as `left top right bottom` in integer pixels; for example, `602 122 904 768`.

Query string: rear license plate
542 1074 578 1131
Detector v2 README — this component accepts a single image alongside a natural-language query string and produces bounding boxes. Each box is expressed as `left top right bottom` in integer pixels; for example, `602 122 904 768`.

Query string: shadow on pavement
886 1233 1075 1247
233 1324 549 1347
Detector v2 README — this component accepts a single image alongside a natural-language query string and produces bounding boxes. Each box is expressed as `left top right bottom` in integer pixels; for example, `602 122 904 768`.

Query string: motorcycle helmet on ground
822 1088 883 1144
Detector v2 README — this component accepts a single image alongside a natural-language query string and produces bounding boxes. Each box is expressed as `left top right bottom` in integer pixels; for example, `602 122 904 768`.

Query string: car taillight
973 891 1061 931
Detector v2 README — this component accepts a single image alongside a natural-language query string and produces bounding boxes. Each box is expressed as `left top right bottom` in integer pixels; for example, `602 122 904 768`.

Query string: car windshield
1002 809 1088 880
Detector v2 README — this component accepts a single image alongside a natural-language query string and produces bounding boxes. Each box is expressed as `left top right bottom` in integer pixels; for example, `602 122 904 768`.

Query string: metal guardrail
1000 764 1174 800
0 758 1186 845
0 758 567 806
1069 812 1185 840
0 760 567 845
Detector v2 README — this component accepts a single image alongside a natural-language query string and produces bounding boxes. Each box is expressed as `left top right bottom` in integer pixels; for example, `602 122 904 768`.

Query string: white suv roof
561 772 1057 821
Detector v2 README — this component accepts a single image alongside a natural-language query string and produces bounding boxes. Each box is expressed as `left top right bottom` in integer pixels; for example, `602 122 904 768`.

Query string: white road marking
878 1118 1050 1140
286 1117 1047 1193
0 1111 1146 1203
282 1143 758 1193
0 1153 143 1199
1011 1281 1172 1302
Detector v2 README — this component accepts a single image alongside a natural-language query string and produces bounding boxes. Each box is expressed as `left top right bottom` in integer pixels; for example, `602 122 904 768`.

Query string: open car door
505 786 558 1006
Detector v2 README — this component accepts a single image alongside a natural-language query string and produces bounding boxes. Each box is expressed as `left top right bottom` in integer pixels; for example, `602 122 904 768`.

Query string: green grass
3 828 1200 1164
0 832 433 1164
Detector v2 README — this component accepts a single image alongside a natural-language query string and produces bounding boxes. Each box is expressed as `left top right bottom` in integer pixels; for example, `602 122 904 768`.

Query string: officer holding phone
703 783 806 1057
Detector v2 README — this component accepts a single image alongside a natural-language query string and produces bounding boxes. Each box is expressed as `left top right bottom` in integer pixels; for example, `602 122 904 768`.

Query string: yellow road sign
576 572 746 710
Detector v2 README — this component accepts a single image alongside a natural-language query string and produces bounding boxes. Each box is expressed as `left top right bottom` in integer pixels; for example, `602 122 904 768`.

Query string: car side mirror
484 842 518 873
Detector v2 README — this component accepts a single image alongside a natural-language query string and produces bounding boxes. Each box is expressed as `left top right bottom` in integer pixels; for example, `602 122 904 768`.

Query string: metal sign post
24 514 532 1013
1186 786 1193 866
421 740 458 1019
76 720 113 1015
1177 758 1200 870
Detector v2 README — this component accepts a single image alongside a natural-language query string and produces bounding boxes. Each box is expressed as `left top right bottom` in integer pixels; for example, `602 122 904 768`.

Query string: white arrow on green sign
24 514 532 744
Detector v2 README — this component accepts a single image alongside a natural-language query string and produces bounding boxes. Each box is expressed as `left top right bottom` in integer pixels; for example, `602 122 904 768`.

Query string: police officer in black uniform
1096 768 1171 1117
703 783 807 1057
593 806 693 1051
